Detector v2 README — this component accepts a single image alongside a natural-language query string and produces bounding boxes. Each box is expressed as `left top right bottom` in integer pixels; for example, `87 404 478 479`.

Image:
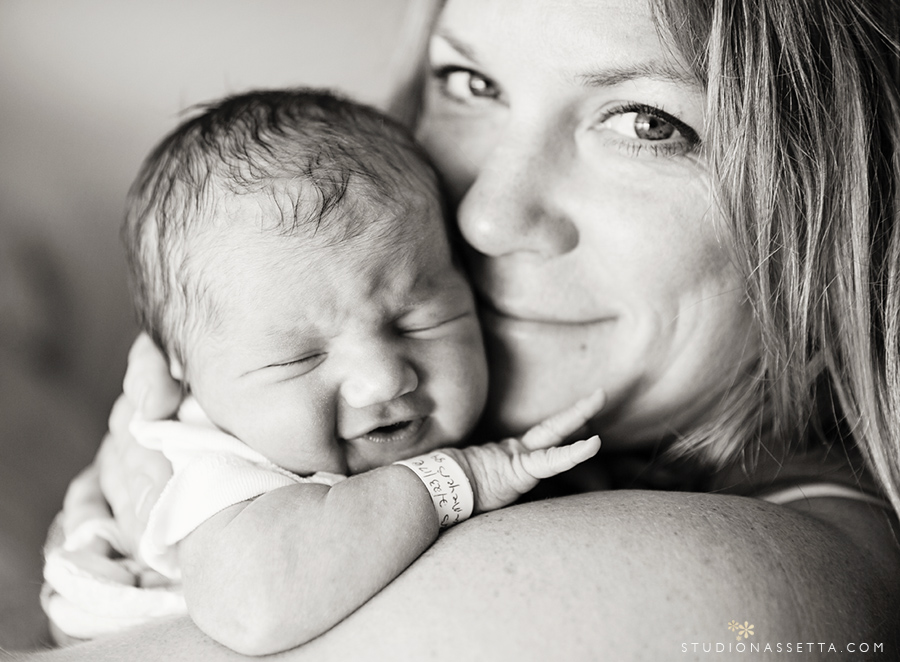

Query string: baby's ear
168 356 184 381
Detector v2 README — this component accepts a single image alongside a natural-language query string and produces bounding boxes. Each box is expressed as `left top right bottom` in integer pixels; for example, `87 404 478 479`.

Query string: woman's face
417 0 759 447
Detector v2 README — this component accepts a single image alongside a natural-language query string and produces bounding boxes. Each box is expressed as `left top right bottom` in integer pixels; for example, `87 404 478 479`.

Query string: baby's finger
519 436 601 480
60 464 112 540
123 333 182 420
97 430 172 556
55 548 139 587
520 389 606 450
108 393 136 440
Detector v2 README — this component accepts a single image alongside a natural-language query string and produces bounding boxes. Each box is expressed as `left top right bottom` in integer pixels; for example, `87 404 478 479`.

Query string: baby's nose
340 353 418 409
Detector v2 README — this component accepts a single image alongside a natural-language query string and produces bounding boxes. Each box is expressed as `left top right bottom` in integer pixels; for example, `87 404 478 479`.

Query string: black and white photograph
1 1 898 659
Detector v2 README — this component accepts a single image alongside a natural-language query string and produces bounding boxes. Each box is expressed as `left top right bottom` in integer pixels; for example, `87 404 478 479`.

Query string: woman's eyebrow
577 61 700 89
432 30 479 63
433 28 700 92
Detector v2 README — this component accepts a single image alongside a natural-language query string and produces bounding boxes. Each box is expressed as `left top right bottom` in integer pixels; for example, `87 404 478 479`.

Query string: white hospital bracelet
394 451 474 529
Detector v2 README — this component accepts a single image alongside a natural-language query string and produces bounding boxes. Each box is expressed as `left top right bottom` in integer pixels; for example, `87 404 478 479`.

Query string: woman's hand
60 334 181 556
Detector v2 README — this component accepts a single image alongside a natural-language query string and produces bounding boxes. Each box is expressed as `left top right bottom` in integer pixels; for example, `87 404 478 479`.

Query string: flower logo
727 621 755 640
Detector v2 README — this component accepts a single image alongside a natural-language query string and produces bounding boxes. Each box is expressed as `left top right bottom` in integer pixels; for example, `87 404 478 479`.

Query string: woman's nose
340 349 418 409
456 128 579 259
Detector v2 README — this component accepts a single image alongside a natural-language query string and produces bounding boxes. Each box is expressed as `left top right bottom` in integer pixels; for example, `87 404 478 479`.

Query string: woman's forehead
435 0 694 82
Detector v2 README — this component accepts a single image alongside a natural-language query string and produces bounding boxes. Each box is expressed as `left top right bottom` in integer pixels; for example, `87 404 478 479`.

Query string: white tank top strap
756 481 891 509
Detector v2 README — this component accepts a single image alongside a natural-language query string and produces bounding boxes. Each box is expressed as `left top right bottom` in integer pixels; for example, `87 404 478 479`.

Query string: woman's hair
652 0 900 510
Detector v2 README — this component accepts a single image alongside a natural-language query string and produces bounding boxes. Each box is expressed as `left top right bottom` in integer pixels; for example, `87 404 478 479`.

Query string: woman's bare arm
13 490 900 661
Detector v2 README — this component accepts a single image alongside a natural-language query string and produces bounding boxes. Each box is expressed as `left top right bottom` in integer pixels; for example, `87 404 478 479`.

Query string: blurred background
0 0 411 648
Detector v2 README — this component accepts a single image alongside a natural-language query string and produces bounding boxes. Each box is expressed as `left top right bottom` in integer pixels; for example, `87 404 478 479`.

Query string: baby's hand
442 389 605 513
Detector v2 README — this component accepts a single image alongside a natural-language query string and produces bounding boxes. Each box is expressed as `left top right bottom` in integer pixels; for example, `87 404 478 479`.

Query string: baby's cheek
242 396 338 474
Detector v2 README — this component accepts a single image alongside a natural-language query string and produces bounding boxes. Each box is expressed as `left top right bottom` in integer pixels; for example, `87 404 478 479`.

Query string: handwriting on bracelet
403 453 469 528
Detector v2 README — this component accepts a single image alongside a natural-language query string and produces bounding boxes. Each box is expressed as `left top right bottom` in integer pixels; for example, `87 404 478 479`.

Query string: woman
23 0 900 658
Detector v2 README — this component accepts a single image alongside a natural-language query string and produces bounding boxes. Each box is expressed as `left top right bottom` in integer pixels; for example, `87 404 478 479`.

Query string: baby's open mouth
374 421 411 433
356 417 426 444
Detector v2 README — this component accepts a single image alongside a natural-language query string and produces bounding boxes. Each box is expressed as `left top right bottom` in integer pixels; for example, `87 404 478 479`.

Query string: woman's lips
476 294 615 328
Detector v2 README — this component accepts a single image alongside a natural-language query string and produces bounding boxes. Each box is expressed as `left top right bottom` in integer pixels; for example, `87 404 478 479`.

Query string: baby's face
183 191 488 475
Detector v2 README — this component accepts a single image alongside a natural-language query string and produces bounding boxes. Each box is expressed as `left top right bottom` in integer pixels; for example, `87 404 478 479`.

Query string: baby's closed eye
266 351 326 375
398 311 473 339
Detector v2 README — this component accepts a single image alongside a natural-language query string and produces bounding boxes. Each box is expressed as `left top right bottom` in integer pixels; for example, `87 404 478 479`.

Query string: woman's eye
433 67 500 103
598 104 700 151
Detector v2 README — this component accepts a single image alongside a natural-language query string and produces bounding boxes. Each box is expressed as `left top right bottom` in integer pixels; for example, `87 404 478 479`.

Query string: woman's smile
474 287 617 326
478 300 616 332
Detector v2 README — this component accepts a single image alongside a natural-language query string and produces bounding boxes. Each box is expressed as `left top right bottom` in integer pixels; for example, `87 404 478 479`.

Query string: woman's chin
480 316 612 437
477 302 745 446
478 310 689 446
483 383 683 452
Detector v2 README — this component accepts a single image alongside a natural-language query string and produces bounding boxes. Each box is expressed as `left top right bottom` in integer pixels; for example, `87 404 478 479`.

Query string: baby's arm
179 390 604 656
179 465 437 655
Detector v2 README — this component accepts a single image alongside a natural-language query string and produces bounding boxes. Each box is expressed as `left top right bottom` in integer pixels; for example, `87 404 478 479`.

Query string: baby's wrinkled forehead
189 181 458 328
186 175 451 299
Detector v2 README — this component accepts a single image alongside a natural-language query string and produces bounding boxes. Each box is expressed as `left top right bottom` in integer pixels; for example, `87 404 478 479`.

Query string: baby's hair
122 88 439 372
